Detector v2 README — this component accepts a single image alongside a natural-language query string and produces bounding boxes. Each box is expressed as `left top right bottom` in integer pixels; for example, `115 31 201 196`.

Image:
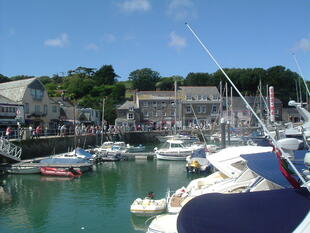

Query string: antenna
185 23 309 190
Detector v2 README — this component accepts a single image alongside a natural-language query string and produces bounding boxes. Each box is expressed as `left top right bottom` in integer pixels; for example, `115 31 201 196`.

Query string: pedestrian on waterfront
5 126 13 139
29 125 33 139
35 126 41 138
60 124 66 136
57 124 61 136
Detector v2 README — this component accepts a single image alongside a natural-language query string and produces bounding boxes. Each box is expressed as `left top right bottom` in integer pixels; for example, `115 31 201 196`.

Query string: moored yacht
154 139 204 161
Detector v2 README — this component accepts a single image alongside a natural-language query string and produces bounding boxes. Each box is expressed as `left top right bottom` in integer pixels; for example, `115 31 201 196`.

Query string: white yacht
154 139 204 161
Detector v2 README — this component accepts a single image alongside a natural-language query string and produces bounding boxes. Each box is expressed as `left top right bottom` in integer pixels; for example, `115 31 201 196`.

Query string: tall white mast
101 98 105 145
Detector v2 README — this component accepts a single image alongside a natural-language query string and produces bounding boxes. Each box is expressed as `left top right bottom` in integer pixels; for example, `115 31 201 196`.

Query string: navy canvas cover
177 188 310 233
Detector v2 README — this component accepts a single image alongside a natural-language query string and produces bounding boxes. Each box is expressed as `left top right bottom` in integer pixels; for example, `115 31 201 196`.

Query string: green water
0 160 203 233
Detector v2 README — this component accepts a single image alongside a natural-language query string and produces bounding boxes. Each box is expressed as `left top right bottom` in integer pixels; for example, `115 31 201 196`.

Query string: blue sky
0 0 309 82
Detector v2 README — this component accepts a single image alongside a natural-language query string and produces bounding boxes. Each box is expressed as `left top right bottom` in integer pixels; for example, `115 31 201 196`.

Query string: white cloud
103 33 116 42
85 43 99 51
118 0 151 12
167 0 196 21
294 34 310 52
169 31 186 50
44 33 69 47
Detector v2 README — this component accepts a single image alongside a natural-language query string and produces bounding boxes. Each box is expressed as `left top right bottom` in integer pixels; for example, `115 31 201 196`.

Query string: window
186 105 191 113
35 105 40 113
198 95 202 101
143 102 148 107
144 111 149 117
155 111 158 117
127 113 134 119
44 104 48 114
162 112 166 116
171 101 175 106
162 101 166 106
31 88 44 100
211 105 217 114
203 95 208 100
129 107 134 111
186 95 191 101
52 105 57 113
202 106 207 113
198 106 202 113
152 101 157 107
25 103 29 113
213 95 219 100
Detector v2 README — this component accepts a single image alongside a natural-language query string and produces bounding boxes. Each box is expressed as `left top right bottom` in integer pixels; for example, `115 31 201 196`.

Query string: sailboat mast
101 98 105 145
174 81 177 134
292 53 310 98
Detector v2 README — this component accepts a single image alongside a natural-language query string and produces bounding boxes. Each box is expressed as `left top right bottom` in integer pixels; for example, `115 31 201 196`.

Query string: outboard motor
277 138 303 159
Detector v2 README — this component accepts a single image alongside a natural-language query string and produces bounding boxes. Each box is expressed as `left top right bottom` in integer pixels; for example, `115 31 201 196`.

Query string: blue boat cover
177 188 310 233
241 151 292 188
74 148 95 159
40 157 88 164
191 148 206 158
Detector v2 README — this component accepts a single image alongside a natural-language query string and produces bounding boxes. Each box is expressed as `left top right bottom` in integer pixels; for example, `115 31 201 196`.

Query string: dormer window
31 88 44 100
186 95 191 101
129 107 134 111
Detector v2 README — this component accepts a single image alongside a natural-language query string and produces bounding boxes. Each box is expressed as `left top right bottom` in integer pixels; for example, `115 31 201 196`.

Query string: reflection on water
0 160 205 233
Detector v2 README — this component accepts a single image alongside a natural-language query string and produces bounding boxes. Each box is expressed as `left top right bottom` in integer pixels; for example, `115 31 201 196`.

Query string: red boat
40 167 82 178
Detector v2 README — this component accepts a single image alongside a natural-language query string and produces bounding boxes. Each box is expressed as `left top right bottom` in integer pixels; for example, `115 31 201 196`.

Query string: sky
0 0 309 82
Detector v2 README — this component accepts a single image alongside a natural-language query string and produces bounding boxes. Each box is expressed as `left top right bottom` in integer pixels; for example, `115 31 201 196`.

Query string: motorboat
154 139 204 161
5 165 40 174
126 144 145 153
130 197 167 216
39 157 92 172
186 148 210 173
156 134 200 144
40 167 82 178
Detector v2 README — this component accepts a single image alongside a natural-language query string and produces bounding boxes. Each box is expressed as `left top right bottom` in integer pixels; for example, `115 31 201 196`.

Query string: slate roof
137 91 176 100
117 101 138 110
0 94 21 105
179 86 220 96
0 78 37 103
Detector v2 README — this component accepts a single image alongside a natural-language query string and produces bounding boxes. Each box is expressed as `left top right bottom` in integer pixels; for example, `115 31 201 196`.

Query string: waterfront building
0 94 24 130
222 96 283 127
51 97 101 126
179 86 221 129
136 91 177 129
0 78 59 128
115 100 140 130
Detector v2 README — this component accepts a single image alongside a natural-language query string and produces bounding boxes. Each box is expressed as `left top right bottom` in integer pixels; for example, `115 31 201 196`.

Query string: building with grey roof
0 94 24 128
115 101 140 130
0 78 59 128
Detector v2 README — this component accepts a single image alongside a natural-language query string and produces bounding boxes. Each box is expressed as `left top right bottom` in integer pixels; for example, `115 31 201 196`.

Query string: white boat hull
6 166 40 174
130 198 167 216
156 153 189 161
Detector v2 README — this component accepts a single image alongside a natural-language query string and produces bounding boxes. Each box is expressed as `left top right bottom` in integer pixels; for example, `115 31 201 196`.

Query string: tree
128 68 161 91
156 76 184 90
94 65 117 85
0 74 9 83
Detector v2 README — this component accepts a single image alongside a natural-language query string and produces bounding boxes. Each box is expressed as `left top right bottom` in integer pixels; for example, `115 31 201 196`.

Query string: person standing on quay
5 126 13 139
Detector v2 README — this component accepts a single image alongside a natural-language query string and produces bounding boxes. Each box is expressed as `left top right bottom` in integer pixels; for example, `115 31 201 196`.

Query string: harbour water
0 160 204 233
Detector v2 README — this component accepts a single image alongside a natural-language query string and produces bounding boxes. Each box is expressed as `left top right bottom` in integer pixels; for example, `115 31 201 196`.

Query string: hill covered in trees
0 65 307 124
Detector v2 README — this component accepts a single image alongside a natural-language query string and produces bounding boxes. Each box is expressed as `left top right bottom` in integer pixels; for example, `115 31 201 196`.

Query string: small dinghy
130 192 167 216
40 167 82 178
